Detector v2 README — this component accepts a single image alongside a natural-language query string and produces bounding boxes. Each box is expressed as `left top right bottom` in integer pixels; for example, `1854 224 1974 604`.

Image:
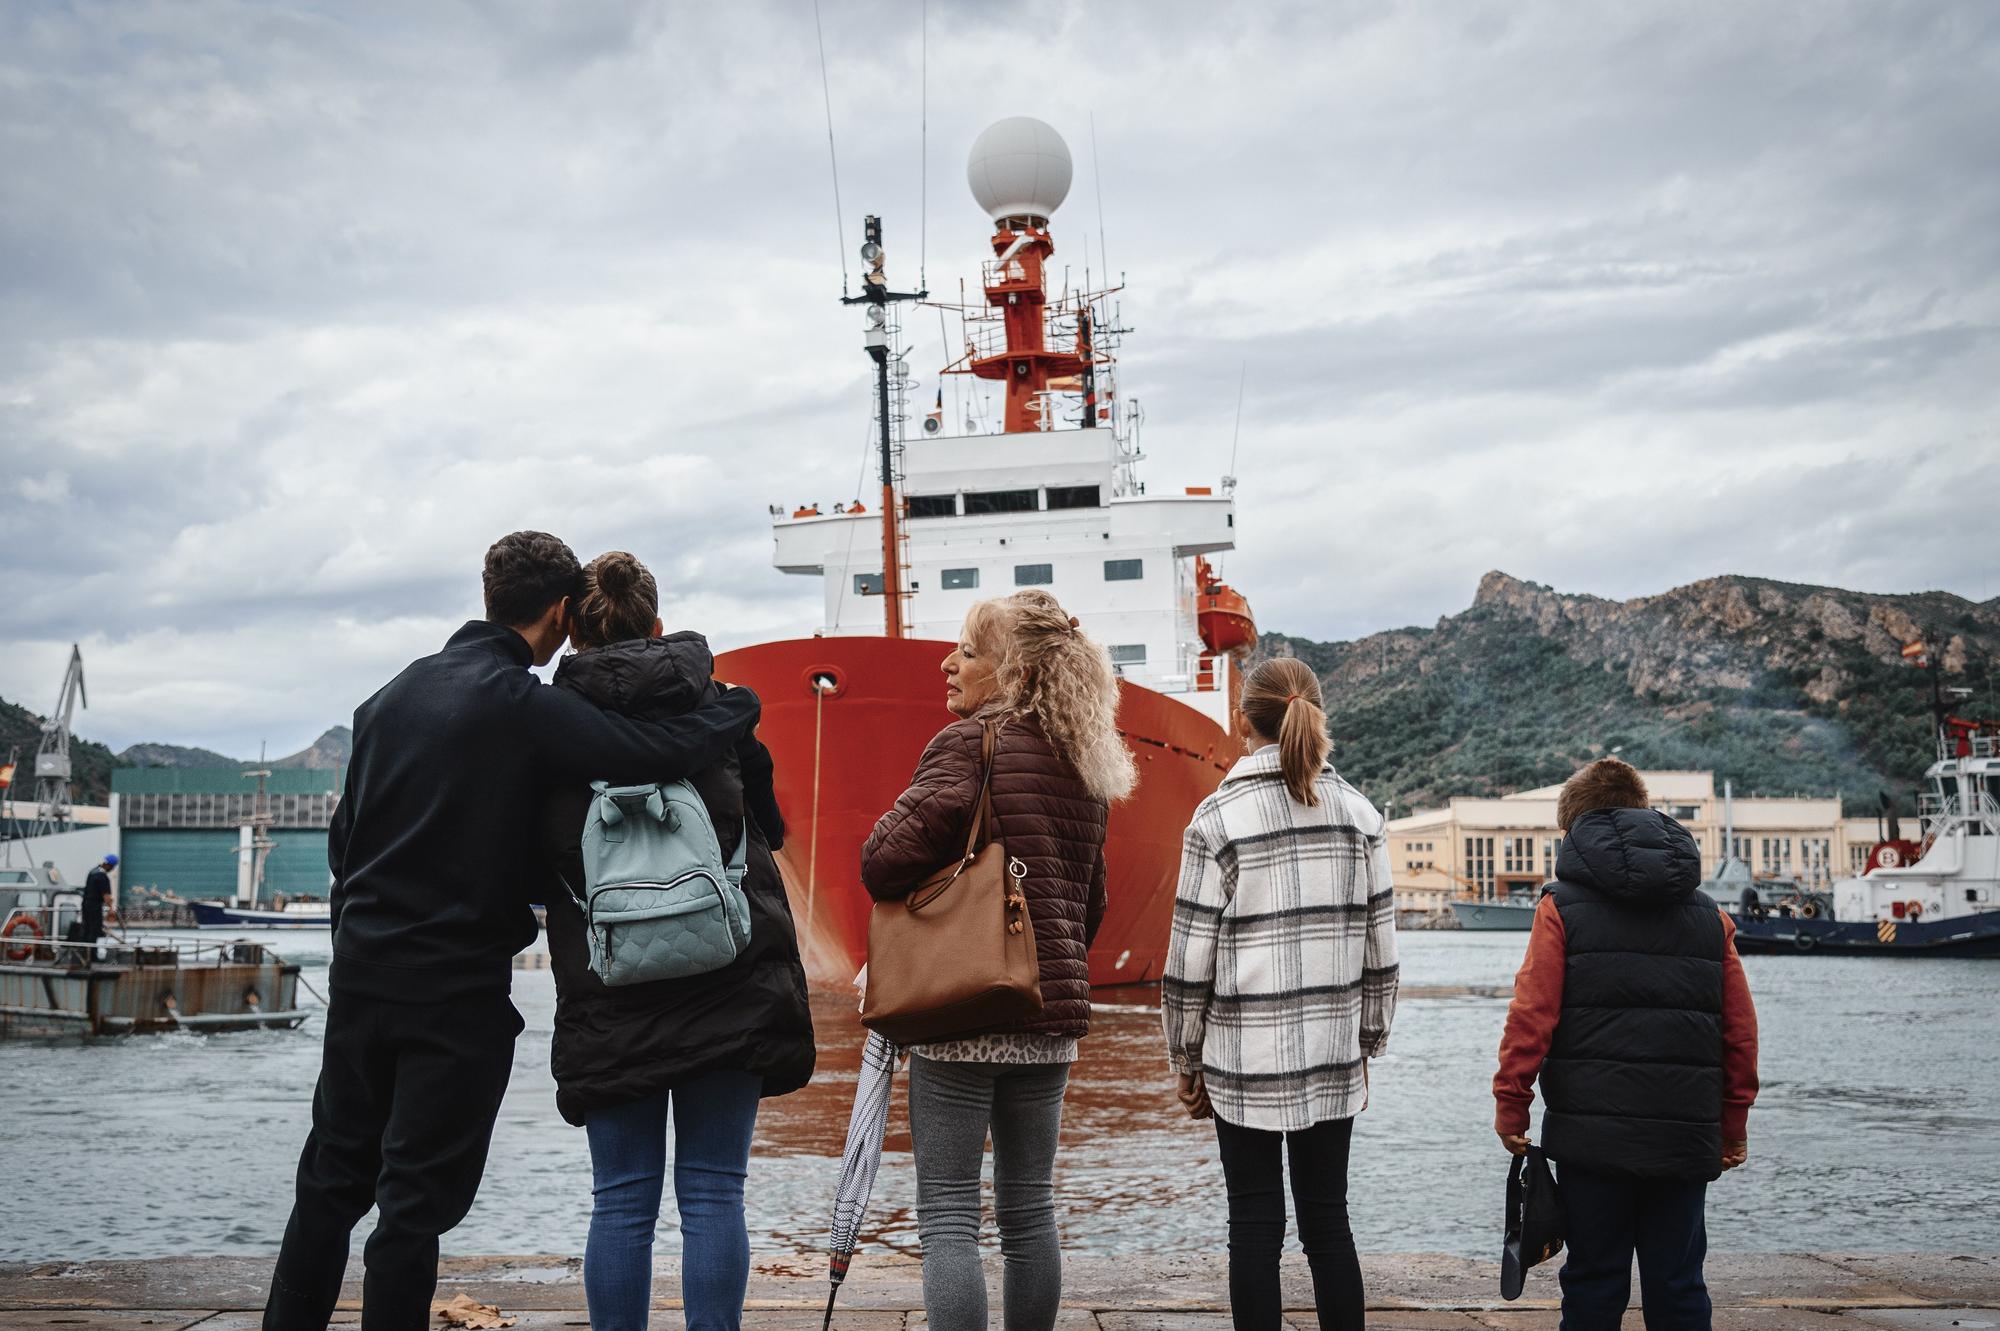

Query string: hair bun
596 553 636 593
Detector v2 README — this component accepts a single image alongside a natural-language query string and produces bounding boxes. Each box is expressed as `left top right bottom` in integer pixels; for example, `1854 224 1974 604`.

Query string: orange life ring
2 914 42 962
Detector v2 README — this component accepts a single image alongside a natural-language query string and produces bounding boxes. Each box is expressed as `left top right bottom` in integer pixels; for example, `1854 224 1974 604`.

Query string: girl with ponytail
1161 656 1399 1331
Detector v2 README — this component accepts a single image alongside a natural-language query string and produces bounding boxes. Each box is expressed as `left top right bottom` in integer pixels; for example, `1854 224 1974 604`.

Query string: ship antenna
919 0 928 291
812 0 850 297
1227 362 1246 485
1090 112 1110 305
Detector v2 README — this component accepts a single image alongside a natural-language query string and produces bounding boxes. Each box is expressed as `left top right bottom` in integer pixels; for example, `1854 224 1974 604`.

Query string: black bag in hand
1501 1144 1567 1301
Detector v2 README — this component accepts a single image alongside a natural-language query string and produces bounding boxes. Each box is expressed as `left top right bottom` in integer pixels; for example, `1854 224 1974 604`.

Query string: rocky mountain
115 727 352 772
117 741 240 769
1265 572 2000 816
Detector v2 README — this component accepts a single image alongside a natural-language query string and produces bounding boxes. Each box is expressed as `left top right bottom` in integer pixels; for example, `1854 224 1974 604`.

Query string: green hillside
1268 573 2000 816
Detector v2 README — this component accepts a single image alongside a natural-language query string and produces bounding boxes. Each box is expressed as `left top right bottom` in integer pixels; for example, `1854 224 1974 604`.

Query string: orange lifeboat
1195 555 1257 658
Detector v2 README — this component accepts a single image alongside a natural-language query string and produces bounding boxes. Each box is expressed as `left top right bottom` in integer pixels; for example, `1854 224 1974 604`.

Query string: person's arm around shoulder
528 679 760 786
859 722 984 900
1719 908 1759 1171
1163 802 1229 1119
1494 892 1567 1155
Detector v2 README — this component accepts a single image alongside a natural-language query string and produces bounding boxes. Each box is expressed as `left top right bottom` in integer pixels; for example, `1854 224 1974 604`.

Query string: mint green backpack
565 780 751 986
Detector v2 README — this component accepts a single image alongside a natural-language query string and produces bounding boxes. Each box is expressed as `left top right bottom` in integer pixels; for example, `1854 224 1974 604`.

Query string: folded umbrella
823 1030 901 1331
1501 1144 1568 1301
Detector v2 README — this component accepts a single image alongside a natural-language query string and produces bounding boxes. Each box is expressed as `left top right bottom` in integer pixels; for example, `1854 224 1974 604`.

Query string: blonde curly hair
964 589 1137 804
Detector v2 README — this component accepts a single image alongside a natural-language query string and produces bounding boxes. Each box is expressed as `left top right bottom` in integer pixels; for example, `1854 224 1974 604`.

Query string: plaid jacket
1161 747 1400 1131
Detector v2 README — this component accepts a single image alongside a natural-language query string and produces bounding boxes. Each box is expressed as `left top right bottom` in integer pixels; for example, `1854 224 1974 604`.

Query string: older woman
860 588 1134 1331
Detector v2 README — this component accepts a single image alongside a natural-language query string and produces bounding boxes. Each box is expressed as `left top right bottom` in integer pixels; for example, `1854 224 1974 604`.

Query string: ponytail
1240 657 1331 806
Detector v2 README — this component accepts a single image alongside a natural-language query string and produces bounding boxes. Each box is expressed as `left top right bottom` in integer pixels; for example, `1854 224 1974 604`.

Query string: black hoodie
539 633 815 1123
1541 806 1726 1180
328 620 761 1001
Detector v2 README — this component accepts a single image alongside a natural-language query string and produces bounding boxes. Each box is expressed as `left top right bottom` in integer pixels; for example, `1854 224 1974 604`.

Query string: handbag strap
909 722 1000 912
964 721 998 857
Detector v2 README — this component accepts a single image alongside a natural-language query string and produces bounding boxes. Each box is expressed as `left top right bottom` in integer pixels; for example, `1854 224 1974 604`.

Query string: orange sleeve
1493 894 1565 1135
1718 911 1760 1140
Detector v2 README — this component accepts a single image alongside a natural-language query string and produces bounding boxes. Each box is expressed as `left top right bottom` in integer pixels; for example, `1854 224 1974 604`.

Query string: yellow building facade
1386 771 1885 914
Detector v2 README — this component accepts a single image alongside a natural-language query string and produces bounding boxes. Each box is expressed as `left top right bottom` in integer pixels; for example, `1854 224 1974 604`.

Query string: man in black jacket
264 532 763 1331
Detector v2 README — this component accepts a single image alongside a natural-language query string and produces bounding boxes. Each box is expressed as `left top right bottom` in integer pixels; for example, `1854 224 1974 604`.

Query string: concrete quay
2 1253 1997 1329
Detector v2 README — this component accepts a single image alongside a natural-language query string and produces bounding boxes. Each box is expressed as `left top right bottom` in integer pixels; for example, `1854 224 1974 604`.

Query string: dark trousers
1212 1115 1363 1331
1556 1164 1711 1331
80 902 104 944
264 989 523 1331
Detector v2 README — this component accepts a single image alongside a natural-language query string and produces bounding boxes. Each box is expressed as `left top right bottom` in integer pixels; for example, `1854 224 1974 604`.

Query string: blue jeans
1556 1164 1711 1331
583 1071 763 1331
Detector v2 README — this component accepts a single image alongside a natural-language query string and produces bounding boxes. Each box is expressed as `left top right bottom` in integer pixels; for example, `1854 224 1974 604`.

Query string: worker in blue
82 853 117 944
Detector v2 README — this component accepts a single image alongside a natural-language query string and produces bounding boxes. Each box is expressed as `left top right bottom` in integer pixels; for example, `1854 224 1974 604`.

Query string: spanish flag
1901 639 1928 660
0 761 13 790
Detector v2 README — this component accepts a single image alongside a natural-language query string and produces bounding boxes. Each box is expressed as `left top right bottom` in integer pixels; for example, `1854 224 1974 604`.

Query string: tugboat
714 118 1254 986
1733 645 2000 957
1 861 310 1035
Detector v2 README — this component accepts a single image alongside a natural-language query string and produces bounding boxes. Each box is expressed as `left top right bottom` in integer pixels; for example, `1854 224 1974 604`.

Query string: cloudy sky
3 0 1996 756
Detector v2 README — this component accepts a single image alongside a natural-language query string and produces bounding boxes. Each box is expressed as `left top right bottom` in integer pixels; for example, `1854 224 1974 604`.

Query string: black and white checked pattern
1161 747 1400 1131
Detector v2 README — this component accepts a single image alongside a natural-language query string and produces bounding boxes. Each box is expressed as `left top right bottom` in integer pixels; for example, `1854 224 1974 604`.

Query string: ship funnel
966 117 1072 226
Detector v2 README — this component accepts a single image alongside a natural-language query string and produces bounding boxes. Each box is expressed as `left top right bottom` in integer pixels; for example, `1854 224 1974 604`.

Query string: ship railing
0 910 288 968
1917 790 2000 840
1114 651 1233 696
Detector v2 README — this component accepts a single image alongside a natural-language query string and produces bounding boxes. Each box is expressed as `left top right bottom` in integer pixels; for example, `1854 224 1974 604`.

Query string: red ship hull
715 635 1236 988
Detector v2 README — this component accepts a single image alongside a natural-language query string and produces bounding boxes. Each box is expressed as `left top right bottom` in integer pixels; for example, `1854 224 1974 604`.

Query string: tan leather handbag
861 723 1043 1043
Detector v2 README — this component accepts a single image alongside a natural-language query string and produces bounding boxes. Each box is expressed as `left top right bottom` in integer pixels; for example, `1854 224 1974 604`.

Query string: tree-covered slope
1266 572 2000 815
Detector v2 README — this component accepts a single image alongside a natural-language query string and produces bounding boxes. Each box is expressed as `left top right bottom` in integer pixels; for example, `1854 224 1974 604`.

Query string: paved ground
1 1254 1996 1329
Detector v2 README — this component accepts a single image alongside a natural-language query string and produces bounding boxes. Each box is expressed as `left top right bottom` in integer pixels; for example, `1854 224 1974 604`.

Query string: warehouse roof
112 766 345 796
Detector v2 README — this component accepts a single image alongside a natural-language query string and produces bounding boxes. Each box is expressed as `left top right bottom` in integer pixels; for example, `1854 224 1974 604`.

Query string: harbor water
3 929 1995 1261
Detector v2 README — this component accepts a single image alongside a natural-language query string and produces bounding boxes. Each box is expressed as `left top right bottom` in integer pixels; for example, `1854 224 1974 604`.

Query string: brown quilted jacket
860 713 1109 1038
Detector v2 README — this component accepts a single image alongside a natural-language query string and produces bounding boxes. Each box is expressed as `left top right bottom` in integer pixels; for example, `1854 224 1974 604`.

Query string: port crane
30 645 86 838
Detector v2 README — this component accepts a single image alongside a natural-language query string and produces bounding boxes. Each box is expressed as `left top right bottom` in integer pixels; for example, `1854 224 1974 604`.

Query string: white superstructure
770 426 1239 726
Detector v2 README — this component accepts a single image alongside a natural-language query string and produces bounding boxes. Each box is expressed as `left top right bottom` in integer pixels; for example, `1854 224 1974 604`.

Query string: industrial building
1386 770 1885 915
112 767 344 902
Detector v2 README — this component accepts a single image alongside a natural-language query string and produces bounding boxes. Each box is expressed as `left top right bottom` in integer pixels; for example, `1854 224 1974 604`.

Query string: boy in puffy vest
1493 759 1758 1331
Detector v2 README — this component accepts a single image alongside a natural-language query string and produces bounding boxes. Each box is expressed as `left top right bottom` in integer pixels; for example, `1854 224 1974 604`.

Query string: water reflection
3 930 1997 1260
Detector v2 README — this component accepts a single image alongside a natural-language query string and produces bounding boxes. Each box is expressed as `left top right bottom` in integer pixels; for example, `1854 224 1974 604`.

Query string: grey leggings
906 1057 1070 1331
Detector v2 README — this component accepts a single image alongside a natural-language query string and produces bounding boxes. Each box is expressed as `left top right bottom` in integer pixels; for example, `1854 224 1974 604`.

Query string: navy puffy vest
1540 807 1725 1182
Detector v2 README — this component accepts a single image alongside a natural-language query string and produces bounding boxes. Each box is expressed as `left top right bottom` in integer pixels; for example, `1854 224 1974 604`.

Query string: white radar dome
966 117 1072 224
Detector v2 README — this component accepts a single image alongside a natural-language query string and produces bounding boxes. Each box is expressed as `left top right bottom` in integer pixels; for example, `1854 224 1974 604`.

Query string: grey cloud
3 0 1998 750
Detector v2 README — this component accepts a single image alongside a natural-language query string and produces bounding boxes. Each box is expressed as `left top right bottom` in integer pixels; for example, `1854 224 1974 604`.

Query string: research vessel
715 118 1254 986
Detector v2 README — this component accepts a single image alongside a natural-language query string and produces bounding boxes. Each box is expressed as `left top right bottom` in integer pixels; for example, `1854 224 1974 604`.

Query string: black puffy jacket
1541 807 1725 1181
540 634 814 1125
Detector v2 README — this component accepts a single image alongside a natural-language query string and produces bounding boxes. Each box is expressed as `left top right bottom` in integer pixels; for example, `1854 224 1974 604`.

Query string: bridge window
908 494 957 519
965 489 1038 515
1014 563 1054 586
1109 645 1146 664
941 568 980 590
853 573 883 595
1103 558 1144 581
1047 485 1101 510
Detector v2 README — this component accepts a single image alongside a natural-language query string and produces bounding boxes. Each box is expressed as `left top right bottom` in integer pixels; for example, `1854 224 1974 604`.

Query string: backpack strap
724 820 750 888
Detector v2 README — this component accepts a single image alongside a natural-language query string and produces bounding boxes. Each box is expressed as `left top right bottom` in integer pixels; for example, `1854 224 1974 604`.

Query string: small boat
1733 659 2000 957
1448 893 1540 930
187 898 331 929
1 863 311 1035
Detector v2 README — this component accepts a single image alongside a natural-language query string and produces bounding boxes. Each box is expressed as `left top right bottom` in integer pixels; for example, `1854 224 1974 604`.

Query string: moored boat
1 863 310 1035
1733 651 2000 957
715 118 1252 987
186 898 331 929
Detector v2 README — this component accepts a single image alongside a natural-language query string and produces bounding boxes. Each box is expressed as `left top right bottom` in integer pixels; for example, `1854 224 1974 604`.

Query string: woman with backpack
540 551 815 1331
1161 656 1399 1331
860 588 1134 1331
